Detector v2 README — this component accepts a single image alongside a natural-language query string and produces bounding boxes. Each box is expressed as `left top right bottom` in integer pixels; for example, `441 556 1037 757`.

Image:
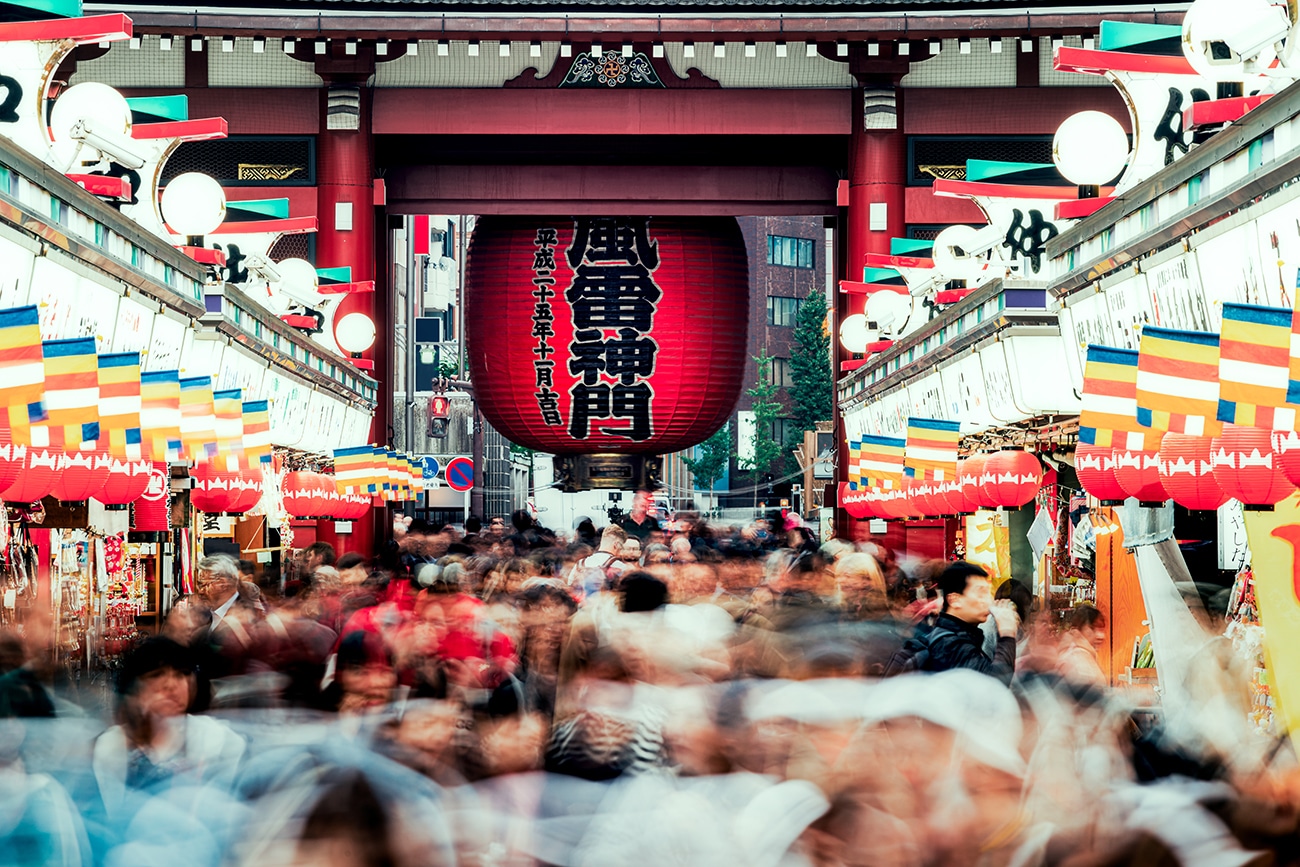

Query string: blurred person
641 542 671 567
167 554 265 679
0 716 92 866
336 551 368 586
324 631 399 716
567 524 627 596
487 516 507 537
92 638 245 820
834 552 889 619
619 489 657 541
574 516 599 548
299 541 336 582
668 534 696 563
923 561 1019 685
1058 605 1108 688
0 631 54 718
618 537 642 566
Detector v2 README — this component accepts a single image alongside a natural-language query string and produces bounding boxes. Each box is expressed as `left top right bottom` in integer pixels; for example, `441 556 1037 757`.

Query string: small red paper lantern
1212 425 1295 507
224 467 264 515
1075 445 1127 502
1 447 63 503
51 447 112 502
130 463 170 532
1274 430 1300 487
1113 448 1169 504
875 488 905 520
840 483 872 520
905 476 934 517
96 458 153 507
0 417 25 494
959 455 989 511
283 471 321 518
190 462 235 514
345 493 372 520
1158 433 1229 511
979 450 1042 508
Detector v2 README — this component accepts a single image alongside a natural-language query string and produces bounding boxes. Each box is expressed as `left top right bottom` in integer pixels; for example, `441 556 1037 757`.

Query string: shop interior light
898 41 911 55
159 34 173 51
500 41 511 57
161 172 227 243
1083 35 1096 50
221 36 234 52
376 38 388 55
530 41 541 57
410 40 422 55
1053 110 1130 197
1051 35 1064 50
468 40 480 56
98 40 110 49
252 35 266 53
775 40 787 57
959 37 971 54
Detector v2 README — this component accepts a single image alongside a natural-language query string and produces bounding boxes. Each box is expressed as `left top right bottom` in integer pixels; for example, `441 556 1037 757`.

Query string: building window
766 296 802 327
767 235 815 269
772 417 799 446
770 356 794 388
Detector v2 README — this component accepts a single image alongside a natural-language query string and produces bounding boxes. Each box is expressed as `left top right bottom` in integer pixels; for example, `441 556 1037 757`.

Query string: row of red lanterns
845 450 1044 520
189 463 265 515
0 439 154 507
1076 425 1300 511
282 471 371 521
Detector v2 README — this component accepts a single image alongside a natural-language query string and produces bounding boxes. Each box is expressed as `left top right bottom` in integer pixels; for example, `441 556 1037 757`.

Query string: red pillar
315 69 377 558
835 75 907 539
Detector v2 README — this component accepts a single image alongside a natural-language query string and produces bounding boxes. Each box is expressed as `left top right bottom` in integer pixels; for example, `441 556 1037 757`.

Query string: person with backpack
885 561 1019 685
567 525 629 598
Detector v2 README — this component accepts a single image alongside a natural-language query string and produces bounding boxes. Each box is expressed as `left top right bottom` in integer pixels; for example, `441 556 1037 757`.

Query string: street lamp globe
161 172 227 238
839 313 872 353
335 312 377 353
1053 111 1130 190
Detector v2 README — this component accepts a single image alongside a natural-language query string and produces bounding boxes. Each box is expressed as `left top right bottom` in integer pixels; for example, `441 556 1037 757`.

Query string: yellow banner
1243 490 1300 746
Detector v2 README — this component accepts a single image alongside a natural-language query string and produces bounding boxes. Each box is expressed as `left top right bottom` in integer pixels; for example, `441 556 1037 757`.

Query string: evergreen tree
788 287 832 439
740 349 786 480
684 423 732 492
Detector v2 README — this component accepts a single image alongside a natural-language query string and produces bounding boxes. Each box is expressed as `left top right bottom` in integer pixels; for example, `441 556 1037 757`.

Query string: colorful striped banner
904 417 962 481
40 337 98 450
97 352 142 460
212 389 244 471
1220 303 1293 429
242 400 271 466
1079 345 1154 450
1135 325 1222 437
0 305 44 447
846 439 862 490
333 445 374 494
140 370 181 462
859 434 906 490
179 376 218 462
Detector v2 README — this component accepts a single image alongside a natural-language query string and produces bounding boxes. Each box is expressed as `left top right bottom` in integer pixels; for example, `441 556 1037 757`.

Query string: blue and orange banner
904 417 961 481
97 352 142 460
242 400 271 466
1135 325 1222 437
1079 344 1154 450
40 337 98 450
0 305 43 447
1216 303 1295 429
859 434 906 490
213 388 244 471
333 445 375 494
179 376 218 462
140 370 181 462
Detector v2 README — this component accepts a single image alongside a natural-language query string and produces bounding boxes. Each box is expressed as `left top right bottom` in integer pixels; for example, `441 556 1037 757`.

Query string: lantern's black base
103 504 129 511
1100 500 1125 507
555 454 662 493
1137 501 1166 508
1243 504 1276 512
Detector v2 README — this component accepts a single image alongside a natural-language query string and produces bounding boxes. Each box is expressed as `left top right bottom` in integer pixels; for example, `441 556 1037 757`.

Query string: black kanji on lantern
566 264 661 331
567 382 654 441
531 227 563 426
566 218 659 270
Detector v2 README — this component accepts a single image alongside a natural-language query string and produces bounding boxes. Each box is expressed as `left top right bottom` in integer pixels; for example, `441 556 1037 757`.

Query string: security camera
1218 6 1290 66
244 253 282 284
68 117 147 171
944 223 1005 260
907 274 941 298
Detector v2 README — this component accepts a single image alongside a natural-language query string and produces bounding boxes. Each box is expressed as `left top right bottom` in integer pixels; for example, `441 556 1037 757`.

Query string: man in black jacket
925 561 1019 685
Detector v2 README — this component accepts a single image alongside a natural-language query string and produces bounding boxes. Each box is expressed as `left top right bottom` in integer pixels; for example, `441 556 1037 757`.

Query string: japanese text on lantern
531 228 563 426
564 218 661 441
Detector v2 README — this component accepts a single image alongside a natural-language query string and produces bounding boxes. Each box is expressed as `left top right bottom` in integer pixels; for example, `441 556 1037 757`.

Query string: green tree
683 423 732 491
740 348 786 480
788 287 832 438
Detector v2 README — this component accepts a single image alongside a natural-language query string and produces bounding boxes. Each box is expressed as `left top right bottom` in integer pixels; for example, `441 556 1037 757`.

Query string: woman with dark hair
92 638 245 819
1058 605 1108 687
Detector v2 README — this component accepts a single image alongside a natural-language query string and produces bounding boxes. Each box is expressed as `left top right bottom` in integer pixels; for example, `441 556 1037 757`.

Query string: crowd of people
0 499 1292 866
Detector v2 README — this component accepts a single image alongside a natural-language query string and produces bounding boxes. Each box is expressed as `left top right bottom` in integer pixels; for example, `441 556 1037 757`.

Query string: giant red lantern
465 217 749 478
1113 448 1169 505
1211 425 1295 507
51 447 112 502
95 458 152 507
979 450 1042 508
1 447 62 503
1158 433 1229 511
1075 445 1127 503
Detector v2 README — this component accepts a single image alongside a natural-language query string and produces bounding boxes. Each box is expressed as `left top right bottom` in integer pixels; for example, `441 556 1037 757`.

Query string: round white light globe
1053 111 1130 187
865 290 912 335
161 172 227 237
275 257 321 295
932 224 986 285
335 312 377 353
839 314 871 353
49 82 133 166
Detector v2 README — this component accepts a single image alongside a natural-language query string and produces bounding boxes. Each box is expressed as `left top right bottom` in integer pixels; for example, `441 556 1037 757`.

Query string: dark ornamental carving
560 51 664 88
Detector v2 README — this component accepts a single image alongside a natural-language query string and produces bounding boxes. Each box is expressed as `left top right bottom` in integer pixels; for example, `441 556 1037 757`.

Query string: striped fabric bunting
212 389 244 471
242 400 271 466
904 417 961 481
140 371 182 462
0 305 44 447
40 337 98 450
1135 326 1222 437
333 445 374 494
97 352 142 460
1217 303 1295 429
859 434 906 490
1079 345 1154 450
179 376 219 462
369 446 387 495
847 439 862 490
